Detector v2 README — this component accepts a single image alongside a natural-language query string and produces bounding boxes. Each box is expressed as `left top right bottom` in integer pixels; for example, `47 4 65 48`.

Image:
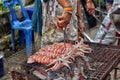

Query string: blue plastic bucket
0 52 4 77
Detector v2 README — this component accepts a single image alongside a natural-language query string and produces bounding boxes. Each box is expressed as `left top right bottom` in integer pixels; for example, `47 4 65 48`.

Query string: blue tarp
32 0 50 35
32 0 42 35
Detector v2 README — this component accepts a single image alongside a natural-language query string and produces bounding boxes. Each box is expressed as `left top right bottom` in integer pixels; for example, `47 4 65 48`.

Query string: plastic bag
94 6 117 44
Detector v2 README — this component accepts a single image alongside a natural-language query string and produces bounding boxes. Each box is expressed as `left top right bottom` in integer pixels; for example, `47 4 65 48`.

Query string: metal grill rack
7 42 120 80
85 42 120 80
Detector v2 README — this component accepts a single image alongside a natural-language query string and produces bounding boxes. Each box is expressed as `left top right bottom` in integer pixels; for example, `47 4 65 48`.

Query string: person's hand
56 11 72 30
106 4 112 11
56 21 68 30
86 0 95 15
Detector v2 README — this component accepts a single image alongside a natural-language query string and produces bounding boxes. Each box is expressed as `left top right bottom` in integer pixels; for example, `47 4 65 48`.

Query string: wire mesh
7 42 120 80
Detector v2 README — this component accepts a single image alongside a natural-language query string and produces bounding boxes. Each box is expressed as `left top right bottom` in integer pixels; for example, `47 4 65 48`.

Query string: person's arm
56 0 73 30
77 0 83 20
77 0 86 32
57 0 72 7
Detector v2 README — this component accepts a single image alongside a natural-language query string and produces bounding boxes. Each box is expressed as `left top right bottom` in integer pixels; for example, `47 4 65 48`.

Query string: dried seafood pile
27 40 93 79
